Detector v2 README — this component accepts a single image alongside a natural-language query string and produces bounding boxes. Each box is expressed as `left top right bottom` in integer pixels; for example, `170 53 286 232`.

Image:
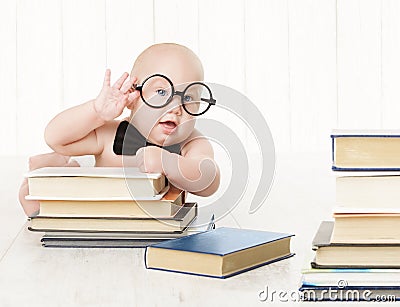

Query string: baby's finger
112 72 129 90
116 94 129 111
127 91 140 103
103 69 111 87
121 76 137 94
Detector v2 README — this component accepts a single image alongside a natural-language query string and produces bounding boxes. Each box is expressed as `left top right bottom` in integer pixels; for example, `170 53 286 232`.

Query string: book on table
40 209 215 248
311 221 400 268
300 222 400 301
302 261 400 287
25 167 166 198
332 172 400 243
28 202 197 233
331 129 400 171
335 172 400 210
26 187 185 218
145 227 294 278
332 212 400 244
41 239 163 248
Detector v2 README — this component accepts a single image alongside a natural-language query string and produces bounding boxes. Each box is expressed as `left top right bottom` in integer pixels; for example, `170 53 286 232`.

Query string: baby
19 43 220 217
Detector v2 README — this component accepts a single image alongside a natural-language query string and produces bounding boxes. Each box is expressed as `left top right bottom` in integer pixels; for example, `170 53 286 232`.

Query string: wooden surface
0 154 390 306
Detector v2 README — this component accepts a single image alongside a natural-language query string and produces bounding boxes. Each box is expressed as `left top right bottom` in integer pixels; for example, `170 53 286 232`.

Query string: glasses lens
142 75 172 107
182 83 212 115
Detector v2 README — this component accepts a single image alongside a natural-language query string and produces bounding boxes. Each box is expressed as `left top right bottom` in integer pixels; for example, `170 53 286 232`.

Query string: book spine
332 135 400 138
144 246 149 269
332 166 400 171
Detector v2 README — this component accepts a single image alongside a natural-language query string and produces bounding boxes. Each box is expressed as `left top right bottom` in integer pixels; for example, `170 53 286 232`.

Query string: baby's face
129 46 204 146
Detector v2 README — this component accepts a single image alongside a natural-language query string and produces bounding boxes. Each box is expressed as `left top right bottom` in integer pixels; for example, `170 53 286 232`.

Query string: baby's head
132 43 204 84
127 43 209 146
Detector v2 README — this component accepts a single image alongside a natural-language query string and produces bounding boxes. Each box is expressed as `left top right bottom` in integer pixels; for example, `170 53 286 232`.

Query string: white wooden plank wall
16 0 63 156
2 0 400 157
382 0 400 128
0 1 17 155
62 0 107 109
106 0 154 75
337 0 382 128
288 0 337 152
245 0 290 152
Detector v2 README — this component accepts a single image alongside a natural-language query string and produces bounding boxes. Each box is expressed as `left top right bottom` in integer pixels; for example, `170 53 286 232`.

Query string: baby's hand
94 69 139 121
136 146 169 174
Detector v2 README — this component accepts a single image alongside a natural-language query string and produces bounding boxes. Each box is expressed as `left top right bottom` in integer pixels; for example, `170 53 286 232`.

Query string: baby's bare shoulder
93 120 125 166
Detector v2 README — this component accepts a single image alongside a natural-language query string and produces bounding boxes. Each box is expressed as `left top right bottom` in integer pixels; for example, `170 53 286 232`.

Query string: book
335 174 400 212
39 211 213 237
299 285 400 301
41 238 167 248
28 202 197 233
29 188 184 218
145 227 294 278
26 167 166 198
302 264 400 287
312 221 400 268
331 129 400 171
332 213 400 244
40 210 215 248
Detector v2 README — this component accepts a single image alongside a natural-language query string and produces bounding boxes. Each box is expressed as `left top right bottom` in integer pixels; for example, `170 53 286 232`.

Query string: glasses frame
132 74 216 116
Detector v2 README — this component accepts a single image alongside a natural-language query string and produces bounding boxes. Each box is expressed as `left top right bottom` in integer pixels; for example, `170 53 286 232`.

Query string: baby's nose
167 96 182 115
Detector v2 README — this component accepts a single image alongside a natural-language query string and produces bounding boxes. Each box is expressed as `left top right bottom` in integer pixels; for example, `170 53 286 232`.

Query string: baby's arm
45 100 105 156
45 70 138 156
169 137 220 196
136 133 220 197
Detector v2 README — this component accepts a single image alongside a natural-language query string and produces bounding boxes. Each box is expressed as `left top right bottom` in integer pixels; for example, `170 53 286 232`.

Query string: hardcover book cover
145 227 294 278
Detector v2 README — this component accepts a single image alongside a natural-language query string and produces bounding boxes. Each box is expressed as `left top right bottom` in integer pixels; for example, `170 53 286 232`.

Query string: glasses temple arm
132 84 142 90
201 97 216 105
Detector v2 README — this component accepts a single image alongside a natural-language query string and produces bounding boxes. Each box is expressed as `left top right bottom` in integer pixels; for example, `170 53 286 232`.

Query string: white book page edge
25 186 170 201
25 167 162 179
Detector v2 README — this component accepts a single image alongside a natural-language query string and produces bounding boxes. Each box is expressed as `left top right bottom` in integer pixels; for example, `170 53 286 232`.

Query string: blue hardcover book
331 129 400 171
145 227 294 279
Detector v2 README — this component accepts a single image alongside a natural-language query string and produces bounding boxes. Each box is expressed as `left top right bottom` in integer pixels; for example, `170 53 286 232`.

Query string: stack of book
26 167 209 248
25 168 295 279
300 130 400 302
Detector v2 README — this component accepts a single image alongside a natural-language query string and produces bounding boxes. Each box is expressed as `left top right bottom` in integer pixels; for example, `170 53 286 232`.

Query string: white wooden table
0 154 388 306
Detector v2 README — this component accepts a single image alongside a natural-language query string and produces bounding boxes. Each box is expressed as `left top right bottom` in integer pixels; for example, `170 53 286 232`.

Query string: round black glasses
132 74 216 116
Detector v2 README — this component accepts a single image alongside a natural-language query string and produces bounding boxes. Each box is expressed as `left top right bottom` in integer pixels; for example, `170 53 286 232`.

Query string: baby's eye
156 89 168 97
183 95 193 102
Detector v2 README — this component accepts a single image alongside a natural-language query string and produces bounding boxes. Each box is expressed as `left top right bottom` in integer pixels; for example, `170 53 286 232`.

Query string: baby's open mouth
159 120 177 134
160 121 177 129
